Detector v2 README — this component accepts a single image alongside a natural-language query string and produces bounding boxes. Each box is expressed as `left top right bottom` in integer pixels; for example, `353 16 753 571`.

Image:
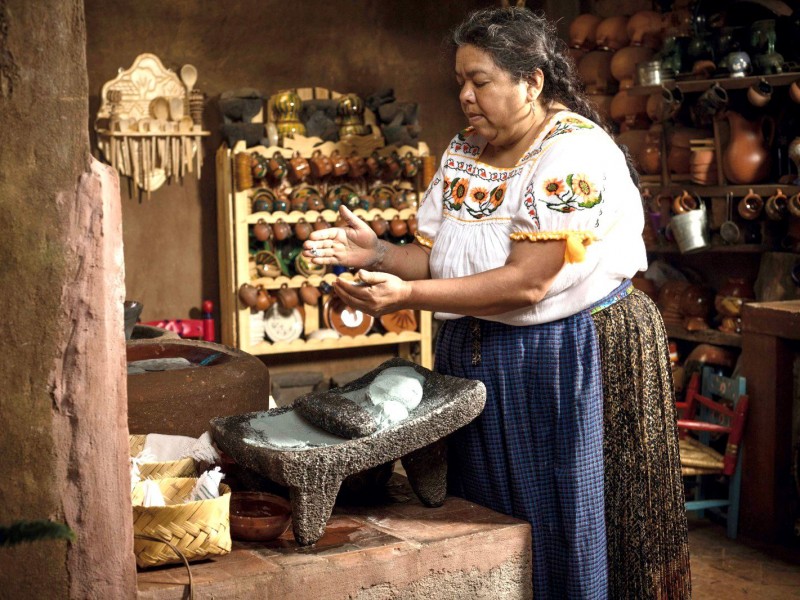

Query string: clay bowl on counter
230 492 292 542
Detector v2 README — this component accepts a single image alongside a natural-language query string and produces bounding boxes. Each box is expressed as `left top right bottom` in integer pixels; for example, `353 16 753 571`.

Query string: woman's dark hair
452 7 640 187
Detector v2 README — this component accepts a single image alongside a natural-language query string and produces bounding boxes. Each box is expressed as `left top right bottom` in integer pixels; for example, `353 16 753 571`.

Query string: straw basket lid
131 477 231 568
129 435 196 480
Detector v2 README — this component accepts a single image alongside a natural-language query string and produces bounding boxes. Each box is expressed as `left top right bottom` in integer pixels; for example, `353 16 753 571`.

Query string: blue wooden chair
676 366 748 539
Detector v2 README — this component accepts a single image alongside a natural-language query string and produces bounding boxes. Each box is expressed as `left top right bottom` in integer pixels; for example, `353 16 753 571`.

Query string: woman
304 7 690 599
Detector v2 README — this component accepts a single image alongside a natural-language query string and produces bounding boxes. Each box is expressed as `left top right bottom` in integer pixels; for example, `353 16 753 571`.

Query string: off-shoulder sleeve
511 131 621 264
414 155 446 249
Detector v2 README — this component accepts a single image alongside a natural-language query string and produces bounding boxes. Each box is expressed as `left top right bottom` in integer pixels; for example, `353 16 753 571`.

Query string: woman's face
455 44 533 143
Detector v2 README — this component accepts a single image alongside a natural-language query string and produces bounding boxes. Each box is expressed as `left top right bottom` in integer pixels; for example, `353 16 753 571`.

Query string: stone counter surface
136 475 533 600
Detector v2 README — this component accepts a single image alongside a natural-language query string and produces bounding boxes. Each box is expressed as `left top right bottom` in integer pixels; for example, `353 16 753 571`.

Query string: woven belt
588 279 635 315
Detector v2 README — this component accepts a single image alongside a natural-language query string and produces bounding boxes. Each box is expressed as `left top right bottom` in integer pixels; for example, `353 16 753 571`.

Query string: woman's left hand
333 270 411 317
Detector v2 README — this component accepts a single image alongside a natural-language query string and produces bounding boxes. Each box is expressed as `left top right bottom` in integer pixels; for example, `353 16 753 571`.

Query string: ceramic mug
277 284 299 311
747 78 773 108
737 189 764 220
370 215 389 236
272 218 292 241
294 218 312 241
790 79 800 104
401 153 420 178
289 152 310 182
251 153 269 179
269 152 288 181
313 216 329 231
347 153 368 178
310 150 333 179
672 189 699 214
238 283 259 308
366 152 384 178
765 189 787 221
330 150 350 177
382 153 402 180
389 215 408 237
788 191 800 218
253 218 271 242
252 188 275 213
255 287 272 312
299 282 321 305
272 194 289 213
696 83 728 119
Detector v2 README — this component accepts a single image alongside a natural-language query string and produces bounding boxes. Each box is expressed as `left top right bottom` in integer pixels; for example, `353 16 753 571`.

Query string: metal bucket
669 205 709 253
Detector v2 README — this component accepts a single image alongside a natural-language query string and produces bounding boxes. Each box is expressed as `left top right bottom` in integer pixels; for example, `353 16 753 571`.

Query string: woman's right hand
302 205 380 269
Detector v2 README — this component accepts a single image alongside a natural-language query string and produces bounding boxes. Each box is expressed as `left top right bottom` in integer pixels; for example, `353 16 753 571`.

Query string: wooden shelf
628 72 800 96
245 207 417 225
246 330 423 355
646 244 771 254
97 129 210 137
665 323 742 348
639 182 800 197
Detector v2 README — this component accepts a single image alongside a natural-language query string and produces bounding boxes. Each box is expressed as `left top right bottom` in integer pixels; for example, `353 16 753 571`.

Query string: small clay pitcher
569 13 601 50
366 152 384 178
737 189 764 220
382 153 402 180
272 218 292 241
294 218 312 241
389 215 408 237
277 284 299 311
370 215 389 236
299 282 321 306
238 283 259 308
251 154 269 180
309 149 333 179
788 192 800 218
695 84 729 120
401 153 419 178
765 189 787 221
253 218 271 242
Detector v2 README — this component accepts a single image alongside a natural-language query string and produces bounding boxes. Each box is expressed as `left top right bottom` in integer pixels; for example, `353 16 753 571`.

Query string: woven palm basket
129 435 197 480
132 477 232 568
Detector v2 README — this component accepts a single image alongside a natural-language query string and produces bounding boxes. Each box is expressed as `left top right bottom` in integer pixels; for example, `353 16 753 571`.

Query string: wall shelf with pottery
665 323 742 348
94 53 210 196
215 109 434 368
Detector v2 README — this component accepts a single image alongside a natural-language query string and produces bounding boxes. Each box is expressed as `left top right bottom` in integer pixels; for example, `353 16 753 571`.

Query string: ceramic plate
379 309 417 334
324 296 374 337
263 303 303 343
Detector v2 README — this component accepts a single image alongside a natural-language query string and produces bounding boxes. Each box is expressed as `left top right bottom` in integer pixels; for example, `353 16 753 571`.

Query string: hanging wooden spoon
180 64 198 104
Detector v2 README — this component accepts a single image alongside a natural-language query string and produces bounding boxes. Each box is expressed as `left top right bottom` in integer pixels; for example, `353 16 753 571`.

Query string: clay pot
672 190 700 214
788 136 800 178
407 215 418 236
309 150 333 179
790 79 800 104
680 284 712 319
277 284 299 311
255 287 271 312
657 280 691 324
609 89 649 131
714 277 755 317
722 111 774 185
610 46 655 89
578 51 616 94
569 13 602 50
684 343 737 369
313 216 329 231
627 10 664 49
690 148 718 185
646 86 683 123
632 276 658 300
586 93 614 124
596 16 630 51
616 129 649 172
789 192 800 218
668 127 711 175
330 150 350 177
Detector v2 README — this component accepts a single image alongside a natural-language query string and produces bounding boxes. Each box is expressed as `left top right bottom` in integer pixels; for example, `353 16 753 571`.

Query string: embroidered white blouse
415 110 647 326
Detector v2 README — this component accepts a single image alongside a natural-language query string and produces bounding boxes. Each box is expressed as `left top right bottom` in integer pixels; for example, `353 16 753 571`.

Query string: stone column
0 1 136 597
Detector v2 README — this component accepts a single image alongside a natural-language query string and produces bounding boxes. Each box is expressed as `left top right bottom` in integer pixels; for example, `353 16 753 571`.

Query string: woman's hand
302 205 380 269
333 270 412 317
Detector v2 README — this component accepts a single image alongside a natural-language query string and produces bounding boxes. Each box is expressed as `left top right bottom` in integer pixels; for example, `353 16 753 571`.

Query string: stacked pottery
568 13 602 64
714 277 755 334
689 139 717 185
668 127 712 176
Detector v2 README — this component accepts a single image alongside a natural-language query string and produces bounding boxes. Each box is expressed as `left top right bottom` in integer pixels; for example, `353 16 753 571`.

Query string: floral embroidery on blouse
539 173 604 213
450 128 482 157
519 117 595 163
420 175 441 206
522 180 541 229
443 178 508 218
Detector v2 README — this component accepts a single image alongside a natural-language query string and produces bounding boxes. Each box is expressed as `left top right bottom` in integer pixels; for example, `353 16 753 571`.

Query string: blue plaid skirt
436 282 634 600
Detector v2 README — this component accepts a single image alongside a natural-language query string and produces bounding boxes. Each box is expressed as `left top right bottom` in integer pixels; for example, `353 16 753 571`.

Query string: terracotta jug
569 13 602 50
610 46 655 89
722 111 774 185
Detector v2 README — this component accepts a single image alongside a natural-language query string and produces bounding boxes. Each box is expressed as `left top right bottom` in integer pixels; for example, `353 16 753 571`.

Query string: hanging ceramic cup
277 283 299 311
790 79 800 104
255 286 272 312
299 281 321 306
672 190 700 214
272 218 292 241
294 218 312 241
310 149 333 179
330 150 350 177
313 216 329 232
269 152 288 182
289 152 310 183
238 283 259 308
347 153 368 178
765 189 788 221
389 215 408 237
737 189 764 220
747 78 773 108
788 191 800 218
253 218 272 242
370 215 389 237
